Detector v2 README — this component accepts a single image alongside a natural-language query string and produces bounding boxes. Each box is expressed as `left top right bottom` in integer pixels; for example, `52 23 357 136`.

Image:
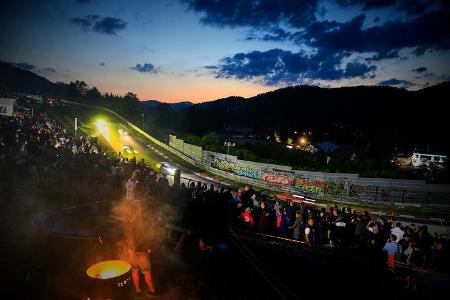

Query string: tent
0 98 16 117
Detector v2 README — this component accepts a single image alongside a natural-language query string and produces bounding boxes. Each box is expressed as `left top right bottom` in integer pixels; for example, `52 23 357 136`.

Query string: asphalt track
96 118 229 189
55 100 229 190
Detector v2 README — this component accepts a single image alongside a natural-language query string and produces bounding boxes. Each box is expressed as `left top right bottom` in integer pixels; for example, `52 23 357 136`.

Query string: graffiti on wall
294 177 325 194
261 171 295 186
211 158 237 173
237 166 261 180
324 181 346 196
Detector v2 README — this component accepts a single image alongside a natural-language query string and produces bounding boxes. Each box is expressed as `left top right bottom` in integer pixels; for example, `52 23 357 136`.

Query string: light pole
224 141 235 155
141 113 144 131
74 117 78 138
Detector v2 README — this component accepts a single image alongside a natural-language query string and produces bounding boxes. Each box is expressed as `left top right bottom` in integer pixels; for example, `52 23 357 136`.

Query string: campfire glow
87 260 131 280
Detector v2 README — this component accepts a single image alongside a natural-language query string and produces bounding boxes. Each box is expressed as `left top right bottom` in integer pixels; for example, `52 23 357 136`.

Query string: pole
74 117 78 138
142 113 144 131
224 141 234 155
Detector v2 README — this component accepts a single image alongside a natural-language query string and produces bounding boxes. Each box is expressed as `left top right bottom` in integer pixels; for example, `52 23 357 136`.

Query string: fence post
174 169 181 187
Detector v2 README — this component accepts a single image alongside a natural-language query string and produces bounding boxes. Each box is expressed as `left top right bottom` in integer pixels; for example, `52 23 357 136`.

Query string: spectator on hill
241 185 255 208
239 207 254 229
289 211 303 240
391 222 405 242
286 200 297 227
257 201 270 234
276 207 289 236
138 158 147 172
383 234 402 271
304 218 316 245
126 170 140 201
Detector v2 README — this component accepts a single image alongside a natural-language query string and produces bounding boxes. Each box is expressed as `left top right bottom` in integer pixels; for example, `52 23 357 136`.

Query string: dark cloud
394 0 439 15
335 0 439 15
181 1 449 86
12 62 34 70
379 78 414 88
214 48 376 85
181 0 318 29
335 0 396 10
302 10 450 57
77 0 94 3
204 65 218 69
93 17 127 35
70 15 127 35
343 62 377 77
413 66 427 73
71 14 100 28
100 62 106 66
182 0 450 60
131 63 159 73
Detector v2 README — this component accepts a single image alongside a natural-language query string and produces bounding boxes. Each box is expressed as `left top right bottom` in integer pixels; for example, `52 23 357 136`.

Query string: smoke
109 191 179 263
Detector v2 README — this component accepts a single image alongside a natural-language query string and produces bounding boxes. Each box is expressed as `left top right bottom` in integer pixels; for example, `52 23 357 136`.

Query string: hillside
179 84 448 155
142 100 193 110
1 60 449 156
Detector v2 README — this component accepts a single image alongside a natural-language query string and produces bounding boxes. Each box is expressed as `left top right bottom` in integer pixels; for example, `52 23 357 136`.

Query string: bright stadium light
96 119 110 141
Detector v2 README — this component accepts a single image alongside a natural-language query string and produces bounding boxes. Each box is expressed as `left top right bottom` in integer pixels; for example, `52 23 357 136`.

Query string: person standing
304 218 316 245
122 202 157 297
383 234 402 271
126 170 140 201
276 207 288 236
289 211 303 240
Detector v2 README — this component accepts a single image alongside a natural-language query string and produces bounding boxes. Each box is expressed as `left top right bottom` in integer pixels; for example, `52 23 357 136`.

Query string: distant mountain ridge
142 99 193 110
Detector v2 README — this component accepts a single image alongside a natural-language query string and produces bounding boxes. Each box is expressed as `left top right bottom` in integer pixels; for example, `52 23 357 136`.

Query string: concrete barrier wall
169 133 450 206
169 135 202 161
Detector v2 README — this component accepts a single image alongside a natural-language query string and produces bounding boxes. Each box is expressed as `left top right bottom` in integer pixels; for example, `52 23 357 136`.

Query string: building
411 152 448 169
0 98 16 117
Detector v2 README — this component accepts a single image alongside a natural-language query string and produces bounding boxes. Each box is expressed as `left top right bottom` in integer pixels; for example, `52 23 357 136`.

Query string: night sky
1 0 449 102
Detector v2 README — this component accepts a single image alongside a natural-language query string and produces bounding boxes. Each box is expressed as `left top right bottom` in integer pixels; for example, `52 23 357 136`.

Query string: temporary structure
0 98 16 117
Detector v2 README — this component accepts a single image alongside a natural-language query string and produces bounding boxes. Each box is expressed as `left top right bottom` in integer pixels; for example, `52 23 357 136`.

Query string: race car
156 161 178 175
118 129 128 136
123 145 138 155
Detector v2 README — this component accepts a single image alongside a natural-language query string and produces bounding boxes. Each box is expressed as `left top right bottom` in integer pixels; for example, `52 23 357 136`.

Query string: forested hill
1 60 449 155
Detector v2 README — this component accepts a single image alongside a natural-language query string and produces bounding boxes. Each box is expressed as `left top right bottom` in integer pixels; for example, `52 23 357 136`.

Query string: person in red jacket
239 207 254 229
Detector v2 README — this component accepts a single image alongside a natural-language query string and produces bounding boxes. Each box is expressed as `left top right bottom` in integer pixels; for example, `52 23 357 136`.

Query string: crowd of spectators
232 186 450 274
0 110 117 202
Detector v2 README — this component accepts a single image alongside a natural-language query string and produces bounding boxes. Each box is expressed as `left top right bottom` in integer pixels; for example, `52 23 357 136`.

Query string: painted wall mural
211 157 237 173
324 180 346 196
294 177 325 194
261 171 295 186
237 166 261 180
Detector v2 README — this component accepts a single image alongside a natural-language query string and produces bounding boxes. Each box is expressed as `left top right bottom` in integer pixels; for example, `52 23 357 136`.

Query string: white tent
0 98 16 117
